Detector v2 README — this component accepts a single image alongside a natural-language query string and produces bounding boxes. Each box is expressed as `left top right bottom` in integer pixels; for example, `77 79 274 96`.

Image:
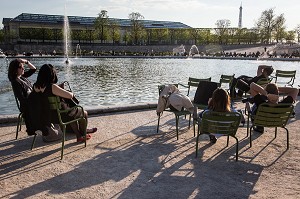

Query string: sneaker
209 134 217 144
253 126 264 133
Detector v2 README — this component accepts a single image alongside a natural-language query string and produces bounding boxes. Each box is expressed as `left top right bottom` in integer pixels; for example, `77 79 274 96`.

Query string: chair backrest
187 77 211 96
256 77 272 86
200 111 241 136
253 103 294 128
219 74 235 89
274 70 296 86
193 81 219 107
12 88 22 112
158 84 179 95
48 96 62 110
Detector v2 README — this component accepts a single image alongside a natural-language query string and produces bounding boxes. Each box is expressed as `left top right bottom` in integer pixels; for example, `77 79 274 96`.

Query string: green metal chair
195 111 241 161
274 70 296 87
12 89 24 140
219 74 235 92
192 81 220 136
246 103 294 149
31 96 87 160
178 77 211 97
157 84 191 140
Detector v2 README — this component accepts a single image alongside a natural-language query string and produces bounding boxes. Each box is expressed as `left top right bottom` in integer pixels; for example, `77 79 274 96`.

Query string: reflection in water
0 57 299 115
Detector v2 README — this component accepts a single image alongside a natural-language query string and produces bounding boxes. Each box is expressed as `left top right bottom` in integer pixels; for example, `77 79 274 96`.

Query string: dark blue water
1 57 299 115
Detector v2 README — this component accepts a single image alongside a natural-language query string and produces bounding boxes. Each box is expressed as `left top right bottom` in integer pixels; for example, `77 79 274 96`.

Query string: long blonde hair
208 88 231 112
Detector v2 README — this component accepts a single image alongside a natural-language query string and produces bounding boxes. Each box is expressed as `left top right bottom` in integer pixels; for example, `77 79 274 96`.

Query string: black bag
194 81 219 105
63 96 79 107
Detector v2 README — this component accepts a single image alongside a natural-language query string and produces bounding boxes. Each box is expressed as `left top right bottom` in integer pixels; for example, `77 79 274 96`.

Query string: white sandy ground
0 99 299 199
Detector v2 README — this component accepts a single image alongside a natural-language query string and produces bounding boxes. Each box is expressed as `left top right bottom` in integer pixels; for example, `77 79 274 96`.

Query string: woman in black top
8 58 36 113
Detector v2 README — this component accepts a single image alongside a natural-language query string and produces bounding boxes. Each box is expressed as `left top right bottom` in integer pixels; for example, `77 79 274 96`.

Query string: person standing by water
8 58 36 116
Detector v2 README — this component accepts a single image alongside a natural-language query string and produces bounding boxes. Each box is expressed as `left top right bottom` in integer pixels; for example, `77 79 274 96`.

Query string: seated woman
8 58 36 119
33 64 97 142
198 88 236 143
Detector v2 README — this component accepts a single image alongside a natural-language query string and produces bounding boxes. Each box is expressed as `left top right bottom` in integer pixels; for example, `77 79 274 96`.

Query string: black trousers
230 76 252 97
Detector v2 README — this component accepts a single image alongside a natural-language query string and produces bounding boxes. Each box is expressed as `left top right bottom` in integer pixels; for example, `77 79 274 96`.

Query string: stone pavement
0 100 299 198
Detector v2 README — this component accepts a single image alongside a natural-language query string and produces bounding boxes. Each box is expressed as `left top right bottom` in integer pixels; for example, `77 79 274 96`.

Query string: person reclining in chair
230 65 274 98
244 82 297 133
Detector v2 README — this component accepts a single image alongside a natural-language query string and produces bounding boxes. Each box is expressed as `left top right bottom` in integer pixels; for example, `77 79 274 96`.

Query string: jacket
156 84 194 114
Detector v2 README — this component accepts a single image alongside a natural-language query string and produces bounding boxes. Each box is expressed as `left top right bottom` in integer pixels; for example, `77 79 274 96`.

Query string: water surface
0 57 299 115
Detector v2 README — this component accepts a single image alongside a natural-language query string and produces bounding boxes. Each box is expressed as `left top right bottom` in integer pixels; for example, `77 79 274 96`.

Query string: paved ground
0 100 300 198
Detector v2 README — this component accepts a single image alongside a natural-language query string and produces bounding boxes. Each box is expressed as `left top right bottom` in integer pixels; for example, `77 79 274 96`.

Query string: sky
0 0 299 30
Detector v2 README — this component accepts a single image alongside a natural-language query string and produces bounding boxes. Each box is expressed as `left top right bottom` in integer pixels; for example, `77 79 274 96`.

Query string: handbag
63 95 79 107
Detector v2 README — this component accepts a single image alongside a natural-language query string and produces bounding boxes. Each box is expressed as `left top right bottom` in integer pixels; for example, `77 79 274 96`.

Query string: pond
0 57 299 115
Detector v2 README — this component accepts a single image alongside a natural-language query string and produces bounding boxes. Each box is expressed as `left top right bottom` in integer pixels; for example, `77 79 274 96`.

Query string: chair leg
285 127 289 149
195 124 201 158
175 115 179 140
188 114 191 128
193 120 196 137
30 134 37 150
250 126 253 148
157 115 161 133
226 135 229 147
233 136 239 161
195 134 200 158
246 114 250 137
275 127 277 138
16 113 23 139
83 118 87 147
61 126 66 160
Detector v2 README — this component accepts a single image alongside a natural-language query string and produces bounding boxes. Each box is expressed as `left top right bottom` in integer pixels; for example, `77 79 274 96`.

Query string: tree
255 8 285 44
128 12 145 44
95 10 109 43
0 28 4 43
285 31 295 43
109 21 121 44
295 24 300 43
215 19 231 44
273 14 286 43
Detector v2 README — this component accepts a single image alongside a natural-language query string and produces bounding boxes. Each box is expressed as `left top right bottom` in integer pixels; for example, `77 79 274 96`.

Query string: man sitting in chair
243 82 297 133
230 65 274 98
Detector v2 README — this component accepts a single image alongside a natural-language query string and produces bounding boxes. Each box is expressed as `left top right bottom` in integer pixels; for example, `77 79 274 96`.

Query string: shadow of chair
246 102 294 149
274 70 296 87
31 96 87 160
157 84 192 140
195 111 241 161
178 77 211 97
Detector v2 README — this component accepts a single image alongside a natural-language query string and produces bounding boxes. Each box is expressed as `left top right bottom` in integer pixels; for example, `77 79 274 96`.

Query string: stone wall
0 43 269 55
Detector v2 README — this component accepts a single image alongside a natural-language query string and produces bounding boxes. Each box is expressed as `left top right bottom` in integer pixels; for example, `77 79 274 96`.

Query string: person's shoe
242 97 254 104
253 126 264 133
209 135 217 144
77 134 92 142
87 128 97 134
237 90 244 97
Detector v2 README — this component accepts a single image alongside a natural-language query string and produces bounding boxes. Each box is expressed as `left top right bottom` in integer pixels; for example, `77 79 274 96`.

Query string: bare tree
215 19 231 44
128 12 144 44
295 24 300 43
95 10 109 43
273 14 286 43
